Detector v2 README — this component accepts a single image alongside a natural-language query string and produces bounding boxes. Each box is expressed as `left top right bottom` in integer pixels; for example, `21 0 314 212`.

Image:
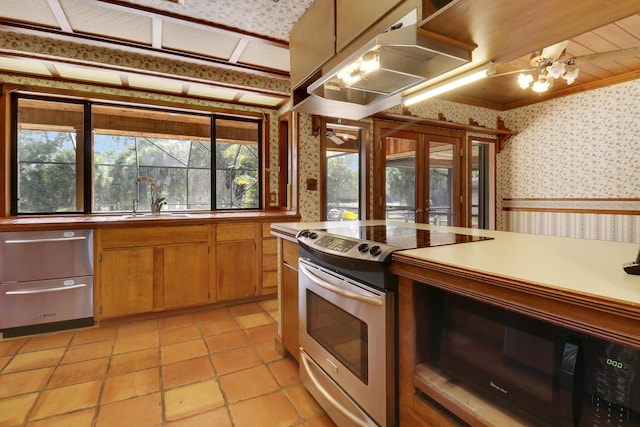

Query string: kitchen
1 1 640 426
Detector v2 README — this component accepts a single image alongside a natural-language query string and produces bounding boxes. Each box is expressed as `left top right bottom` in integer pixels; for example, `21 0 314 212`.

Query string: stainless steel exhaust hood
304 22 472 114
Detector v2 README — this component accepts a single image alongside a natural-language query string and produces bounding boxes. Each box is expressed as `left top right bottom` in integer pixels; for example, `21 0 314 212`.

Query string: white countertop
272 220 640 307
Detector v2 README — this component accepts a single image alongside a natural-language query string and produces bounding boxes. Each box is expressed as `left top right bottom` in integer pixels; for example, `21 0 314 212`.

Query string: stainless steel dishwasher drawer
0 229 93 282
0 276 93 329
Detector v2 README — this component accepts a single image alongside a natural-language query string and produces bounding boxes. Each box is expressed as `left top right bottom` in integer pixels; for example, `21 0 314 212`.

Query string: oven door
298 258 394 427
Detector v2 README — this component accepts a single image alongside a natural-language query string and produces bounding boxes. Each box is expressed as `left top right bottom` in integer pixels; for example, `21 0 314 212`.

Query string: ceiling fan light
563 68 580 84
546 61 566 79
532 75 550 92
518 73 533 89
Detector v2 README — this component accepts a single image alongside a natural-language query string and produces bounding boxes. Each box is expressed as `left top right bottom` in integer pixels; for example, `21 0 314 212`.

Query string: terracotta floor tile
210 346 261 376
160 313 197 330
199 318 239 336
48 358 109 388
259 299 279 312
3 348 65 373
0 392 38 426
101 367 160 404
228 391 298 427
161 339 208 365
0 338 26 357
20 332 73 353
219 365 279 403
205 330 249 353
25 408 96 427
268 309 279 322
116 319 159 338
235 312 275 329
109 347 160 375
113 330 159 354
253 340 284 363
72 326 117 345
62 340 114 364
0 367 53 399
164 379 225 422
162 356 214 389
29 380 101 421
228 302 264 316
0 357 8 372
165 407 232 427
305 414 338 427
160 324 202 346
268 358 301 387
195 308 232 323
245 323 278 344
284 384 326 420
95 392 162 427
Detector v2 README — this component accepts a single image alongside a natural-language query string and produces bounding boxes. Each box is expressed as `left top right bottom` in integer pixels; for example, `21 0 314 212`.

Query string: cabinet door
216 240 257 301
281 262 299 361
100 247 154 318
163 243 210 309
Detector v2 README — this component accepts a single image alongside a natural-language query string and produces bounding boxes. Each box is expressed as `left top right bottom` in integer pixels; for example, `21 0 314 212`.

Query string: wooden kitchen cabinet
98 225 210 319
261 223 278 295
100 246 154 318
215 223 259 301
279 238 300 360
162 243 209 308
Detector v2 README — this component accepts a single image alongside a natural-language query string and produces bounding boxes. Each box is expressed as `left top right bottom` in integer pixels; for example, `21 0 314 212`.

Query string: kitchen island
272 220 640 426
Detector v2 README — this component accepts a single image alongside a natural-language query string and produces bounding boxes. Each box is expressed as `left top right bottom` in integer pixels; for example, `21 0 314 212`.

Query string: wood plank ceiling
0 0 639 111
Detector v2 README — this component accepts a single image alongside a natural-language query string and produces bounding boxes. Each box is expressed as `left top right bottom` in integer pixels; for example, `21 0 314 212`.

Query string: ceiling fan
502 40 640 93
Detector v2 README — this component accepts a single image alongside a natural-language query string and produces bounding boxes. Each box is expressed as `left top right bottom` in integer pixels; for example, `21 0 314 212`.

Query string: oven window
306 290 368 384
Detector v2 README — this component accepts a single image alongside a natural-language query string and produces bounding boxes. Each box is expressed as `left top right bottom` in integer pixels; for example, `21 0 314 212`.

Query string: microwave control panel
581 339 640 426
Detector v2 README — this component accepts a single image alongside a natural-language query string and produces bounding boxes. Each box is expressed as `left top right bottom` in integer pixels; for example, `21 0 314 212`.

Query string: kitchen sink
123 213 192 219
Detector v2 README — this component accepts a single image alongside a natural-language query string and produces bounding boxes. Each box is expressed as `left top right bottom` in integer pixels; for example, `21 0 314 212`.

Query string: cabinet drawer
216 223 256 241
101 225 208 248
263 253 277 271
262 270 278 289
282 239 299 267
262 238 277 255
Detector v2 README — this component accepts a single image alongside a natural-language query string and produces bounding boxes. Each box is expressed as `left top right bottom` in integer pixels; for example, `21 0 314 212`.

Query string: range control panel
296 229 397 263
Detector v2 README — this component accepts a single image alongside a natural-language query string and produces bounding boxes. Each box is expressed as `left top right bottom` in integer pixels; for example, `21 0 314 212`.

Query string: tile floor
0 299 336 427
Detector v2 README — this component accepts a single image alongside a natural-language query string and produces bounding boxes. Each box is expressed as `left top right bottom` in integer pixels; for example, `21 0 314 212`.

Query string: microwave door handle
300 348 376 427
559 341 580 427
299 264 382 307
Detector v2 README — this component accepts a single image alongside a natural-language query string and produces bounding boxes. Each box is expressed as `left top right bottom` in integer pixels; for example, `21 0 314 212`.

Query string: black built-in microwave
435 291 640 426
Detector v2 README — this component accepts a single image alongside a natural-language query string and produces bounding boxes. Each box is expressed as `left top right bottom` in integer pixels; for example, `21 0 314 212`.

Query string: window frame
10 93 264 215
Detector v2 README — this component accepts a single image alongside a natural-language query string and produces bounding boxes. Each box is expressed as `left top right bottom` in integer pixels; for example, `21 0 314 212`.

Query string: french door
379 127 463 225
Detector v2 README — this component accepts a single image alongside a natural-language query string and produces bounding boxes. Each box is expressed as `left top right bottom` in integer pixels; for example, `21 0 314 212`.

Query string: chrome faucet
132 198 139 216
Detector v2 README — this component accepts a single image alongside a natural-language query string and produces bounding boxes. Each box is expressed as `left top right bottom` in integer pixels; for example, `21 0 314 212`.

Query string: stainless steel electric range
297 224 492 427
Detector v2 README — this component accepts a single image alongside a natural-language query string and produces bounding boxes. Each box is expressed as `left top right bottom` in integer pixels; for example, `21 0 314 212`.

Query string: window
320 118 369 221
12 95 262 215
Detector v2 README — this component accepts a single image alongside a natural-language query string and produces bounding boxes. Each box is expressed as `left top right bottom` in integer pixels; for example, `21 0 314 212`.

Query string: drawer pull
6 283 87 295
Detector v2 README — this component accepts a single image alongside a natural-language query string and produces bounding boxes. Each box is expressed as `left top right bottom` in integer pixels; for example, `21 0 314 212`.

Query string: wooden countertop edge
390 252 640 348
270 223 300 241
0 211 301 231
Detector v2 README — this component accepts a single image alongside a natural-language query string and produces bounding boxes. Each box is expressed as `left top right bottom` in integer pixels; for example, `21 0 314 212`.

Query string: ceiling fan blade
571 47 640 65
541 40 569 59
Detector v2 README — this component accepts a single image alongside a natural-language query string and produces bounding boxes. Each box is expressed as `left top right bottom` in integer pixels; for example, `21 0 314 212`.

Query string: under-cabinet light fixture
402 62 495 106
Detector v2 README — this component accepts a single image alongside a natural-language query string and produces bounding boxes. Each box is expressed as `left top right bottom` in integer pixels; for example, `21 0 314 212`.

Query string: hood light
335 51 380 88
403 62 495 106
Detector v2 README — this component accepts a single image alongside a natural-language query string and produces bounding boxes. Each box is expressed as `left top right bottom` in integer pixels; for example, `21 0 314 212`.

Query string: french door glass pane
428 141 455 226
385 137 416 222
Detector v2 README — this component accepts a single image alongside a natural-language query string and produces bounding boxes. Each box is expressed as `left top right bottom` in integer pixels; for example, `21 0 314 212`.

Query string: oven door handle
300 348 376 427
5 283 87 295
299 264 382 307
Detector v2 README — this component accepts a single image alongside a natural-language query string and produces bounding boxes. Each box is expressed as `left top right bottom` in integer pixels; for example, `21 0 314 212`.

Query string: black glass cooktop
316 224 492 250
